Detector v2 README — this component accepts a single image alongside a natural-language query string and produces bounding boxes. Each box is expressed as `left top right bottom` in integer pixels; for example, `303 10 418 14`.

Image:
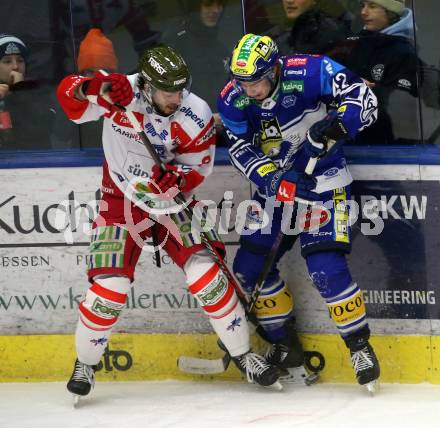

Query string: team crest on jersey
281 95 297 108
260 118 283 157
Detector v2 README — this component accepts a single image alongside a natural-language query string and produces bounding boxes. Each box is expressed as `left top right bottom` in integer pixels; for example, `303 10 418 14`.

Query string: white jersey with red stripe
57 73 216 212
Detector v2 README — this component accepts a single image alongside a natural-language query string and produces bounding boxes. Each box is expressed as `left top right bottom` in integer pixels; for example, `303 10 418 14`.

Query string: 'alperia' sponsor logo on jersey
282 80 304 93
179 106 205 129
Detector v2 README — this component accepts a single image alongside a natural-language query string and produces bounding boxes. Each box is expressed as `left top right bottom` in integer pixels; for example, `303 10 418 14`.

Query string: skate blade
279 366 320 386
263 380 283 391
72 394 81 408
364 379 380 395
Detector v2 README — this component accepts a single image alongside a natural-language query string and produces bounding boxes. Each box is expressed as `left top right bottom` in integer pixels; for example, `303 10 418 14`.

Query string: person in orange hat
77 28 118 76
71 29 119 148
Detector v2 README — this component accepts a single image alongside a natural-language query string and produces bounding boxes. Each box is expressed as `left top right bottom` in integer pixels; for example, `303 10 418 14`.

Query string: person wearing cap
52 29 120 149
354 0 416 93
77 28 118 76
326 1 422 144
0 34 27 101
0 34 57 149
69 28 119 149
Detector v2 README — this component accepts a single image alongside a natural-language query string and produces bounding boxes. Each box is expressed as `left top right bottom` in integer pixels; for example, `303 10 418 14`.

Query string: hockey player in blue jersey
217 33 380 391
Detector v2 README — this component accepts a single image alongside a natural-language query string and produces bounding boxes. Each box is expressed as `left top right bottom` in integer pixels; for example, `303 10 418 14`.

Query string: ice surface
0 381 437 428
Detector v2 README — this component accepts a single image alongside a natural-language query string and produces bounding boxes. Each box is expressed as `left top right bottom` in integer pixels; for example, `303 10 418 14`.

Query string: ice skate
265 342 319 386
349 342 380 394
231 350 282 390
263 319 320 386
67 359 97 406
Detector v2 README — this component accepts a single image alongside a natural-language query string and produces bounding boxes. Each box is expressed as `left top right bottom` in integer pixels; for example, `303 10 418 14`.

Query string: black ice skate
231 350 282 390
348 340 380 393
263 320 319 386
67 359 97 406
264 318 304 370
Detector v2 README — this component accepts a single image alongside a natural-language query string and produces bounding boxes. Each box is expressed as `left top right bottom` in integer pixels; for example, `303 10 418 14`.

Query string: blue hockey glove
304 111 348 159
266 169 319 204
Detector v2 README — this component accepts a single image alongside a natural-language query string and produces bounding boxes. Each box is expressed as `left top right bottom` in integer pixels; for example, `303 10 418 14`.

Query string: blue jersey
217 55 378 195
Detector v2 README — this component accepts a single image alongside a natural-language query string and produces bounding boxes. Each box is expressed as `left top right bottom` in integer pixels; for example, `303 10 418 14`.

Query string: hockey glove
83 71 134 111
304 111 348 159
150 163 186 198
266 169 319 204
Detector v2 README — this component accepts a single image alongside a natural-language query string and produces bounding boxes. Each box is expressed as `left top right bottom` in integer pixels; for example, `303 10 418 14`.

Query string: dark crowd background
0 0 439 154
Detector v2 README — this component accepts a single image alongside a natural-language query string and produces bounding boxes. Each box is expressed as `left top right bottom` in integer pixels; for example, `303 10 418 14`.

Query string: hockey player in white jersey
57 45 281 401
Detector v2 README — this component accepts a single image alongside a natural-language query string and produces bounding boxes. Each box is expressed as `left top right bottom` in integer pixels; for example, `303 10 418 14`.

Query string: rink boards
1 164 440 382
0 333 439 383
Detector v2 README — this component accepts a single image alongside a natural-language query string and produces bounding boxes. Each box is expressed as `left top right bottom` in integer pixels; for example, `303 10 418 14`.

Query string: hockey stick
178 156 316 379
178 119 349 378
98 72 248 301
247 118 349 312
121 108 246 301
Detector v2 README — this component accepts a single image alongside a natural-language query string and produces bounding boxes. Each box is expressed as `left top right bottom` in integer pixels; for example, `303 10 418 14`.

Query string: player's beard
152 101 179 117
163 103 179 115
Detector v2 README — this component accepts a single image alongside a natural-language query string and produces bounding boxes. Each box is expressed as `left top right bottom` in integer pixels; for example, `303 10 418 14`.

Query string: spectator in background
318 0 356 35
162 0 231 145
243 0 273 35
53 0 160 78
53 28 119 149
274 0 347 55
343 0 417 95
162 0 230 110
77 28 118 76
0 34 58 150
78 28 120 149
327 0 425 144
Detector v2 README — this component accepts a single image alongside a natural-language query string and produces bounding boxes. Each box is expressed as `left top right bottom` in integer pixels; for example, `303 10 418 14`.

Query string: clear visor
145 81 192 116
232 76 265 91
151 85 191 100
150 86 190 112
232 68 273 91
